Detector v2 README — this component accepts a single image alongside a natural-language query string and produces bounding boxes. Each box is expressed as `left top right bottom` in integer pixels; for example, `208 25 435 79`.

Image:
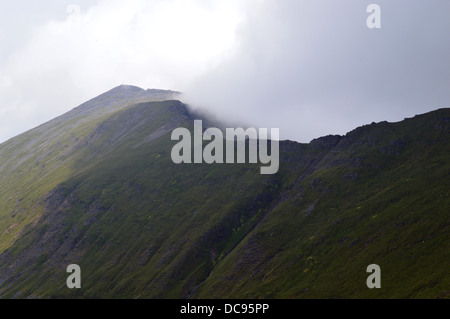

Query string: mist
0 0 449 143
185 0 450 142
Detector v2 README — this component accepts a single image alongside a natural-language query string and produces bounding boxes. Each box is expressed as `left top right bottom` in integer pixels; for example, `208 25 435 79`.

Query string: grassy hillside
0 87 448 298
0 85 179 253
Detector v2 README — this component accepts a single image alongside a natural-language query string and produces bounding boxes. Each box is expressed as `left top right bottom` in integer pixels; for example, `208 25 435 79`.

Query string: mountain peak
110 84 181 96
70 85 181 117
111 84 145 92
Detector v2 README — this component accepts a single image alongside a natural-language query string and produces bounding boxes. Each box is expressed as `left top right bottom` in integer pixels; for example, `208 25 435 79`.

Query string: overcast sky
0 0 449 143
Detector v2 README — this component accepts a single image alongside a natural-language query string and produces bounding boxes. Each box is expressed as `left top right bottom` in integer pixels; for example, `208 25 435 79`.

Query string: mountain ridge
0 87 448 298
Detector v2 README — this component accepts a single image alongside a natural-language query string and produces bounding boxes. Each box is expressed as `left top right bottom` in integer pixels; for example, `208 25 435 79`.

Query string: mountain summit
0 87 448 298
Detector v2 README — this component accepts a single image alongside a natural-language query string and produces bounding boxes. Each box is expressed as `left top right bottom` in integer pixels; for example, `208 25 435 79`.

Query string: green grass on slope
194 110 450 299
0 88 177 253
0 105 448 299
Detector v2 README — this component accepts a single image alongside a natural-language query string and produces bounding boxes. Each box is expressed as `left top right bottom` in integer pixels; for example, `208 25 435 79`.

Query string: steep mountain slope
0 85 179 253
0 87 448 298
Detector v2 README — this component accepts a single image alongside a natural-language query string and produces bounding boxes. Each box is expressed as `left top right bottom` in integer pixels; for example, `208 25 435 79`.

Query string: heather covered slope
0 86 448 298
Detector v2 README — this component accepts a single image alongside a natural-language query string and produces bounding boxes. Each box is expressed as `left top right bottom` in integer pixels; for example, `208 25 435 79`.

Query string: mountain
0 85 448 298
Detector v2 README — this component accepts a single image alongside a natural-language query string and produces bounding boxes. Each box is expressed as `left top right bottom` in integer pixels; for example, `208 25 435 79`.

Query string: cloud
186 0 450 142
0 0 449 143
0 0 243 142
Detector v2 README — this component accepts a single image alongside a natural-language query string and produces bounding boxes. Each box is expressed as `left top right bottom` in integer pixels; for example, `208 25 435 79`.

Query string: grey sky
186 0 450 141
0 0 95 61
0 0 449 143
